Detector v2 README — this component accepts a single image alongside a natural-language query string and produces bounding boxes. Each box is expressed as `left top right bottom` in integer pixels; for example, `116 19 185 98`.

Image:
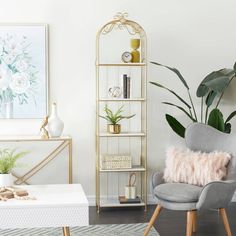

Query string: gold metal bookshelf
96 13 147 213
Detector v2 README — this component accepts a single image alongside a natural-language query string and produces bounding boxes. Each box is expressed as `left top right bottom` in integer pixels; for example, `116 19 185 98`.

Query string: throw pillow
163 146 231 186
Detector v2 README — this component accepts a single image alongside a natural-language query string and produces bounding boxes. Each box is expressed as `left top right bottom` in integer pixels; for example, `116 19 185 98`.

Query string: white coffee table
0 184 89 236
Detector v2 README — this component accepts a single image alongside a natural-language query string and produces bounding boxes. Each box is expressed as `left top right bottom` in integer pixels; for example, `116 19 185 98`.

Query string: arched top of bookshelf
96 12 146 39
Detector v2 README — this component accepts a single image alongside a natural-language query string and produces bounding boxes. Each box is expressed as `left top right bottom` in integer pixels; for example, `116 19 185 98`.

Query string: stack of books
119 196 141 204
123 74 131 98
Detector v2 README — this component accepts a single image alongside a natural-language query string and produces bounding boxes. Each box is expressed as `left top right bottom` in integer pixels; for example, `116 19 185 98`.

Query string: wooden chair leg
219 208 232 236
192 210 197 233
62 227 70 236
144 205 162 236
186 211 194 236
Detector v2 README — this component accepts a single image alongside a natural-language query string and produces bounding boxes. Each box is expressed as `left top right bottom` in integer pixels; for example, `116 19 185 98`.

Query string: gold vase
130 38 140 63
107 124 121 134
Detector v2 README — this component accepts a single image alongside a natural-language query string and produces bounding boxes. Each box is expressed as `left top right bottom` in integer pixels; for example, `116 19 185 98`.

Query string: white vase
0 173 13 187
5 101 13 119
48 102 64 137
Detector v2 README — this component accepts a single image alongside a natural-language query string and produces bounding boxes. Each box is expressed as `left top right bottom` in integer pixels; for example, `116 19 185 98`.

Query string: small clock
121 51 132 63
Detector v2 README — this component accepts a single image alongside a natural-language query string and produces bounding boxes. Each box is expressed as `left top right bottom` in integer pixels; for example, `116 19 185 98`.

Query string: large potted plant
150 61 236 137
0 149 28 187
99 105 135 134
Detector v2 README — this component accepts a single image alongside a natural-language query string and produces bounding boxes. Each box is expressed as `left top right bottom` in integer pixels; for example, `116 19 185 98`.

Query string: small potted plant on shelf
0 149 29 187
99 105 135 134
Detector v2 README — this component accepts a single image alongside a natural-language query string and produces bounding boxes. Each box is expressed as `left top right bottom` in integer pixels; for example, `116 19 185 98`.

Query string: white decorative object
0 173 13 187
125 173 136 199
0 184 89 231
108 86 122 98
48 102 64 137
5 102 13 119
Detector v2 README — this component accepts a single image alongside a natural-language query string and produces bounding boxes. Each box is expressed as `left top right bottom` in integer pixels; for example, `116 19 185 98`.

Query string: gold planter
107 124 121 134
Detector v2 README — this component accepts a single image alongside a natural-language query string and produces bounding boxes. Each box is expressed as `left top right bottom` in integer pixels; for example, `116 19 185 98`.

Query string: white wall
0 0 235 201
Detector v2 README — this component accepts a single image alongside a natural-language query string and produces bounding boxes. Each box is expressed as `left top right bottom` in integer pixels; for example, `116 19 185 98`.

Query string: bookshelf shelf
97 63 146 67
98 132 146 137
99 98 146 102
100 165 146 172
96 13 147 213
100 197 145 208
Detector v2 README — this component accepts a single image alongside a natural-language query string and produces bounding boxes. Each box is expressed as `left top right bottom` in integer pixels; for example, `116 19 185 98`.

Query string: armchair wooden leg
219 208 232 236
144 205 162 236
62 227 70 236
186 211 194 236
192 210 197 233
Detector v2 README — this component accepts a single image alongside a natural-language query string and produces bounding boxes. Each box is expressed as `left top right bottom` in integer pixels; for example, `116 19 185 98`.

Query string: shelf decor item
130 38 140 63
99 105 135 134
0 149 29 187
123 74 131 98
40 115 49 139
96 12 147 212
48 102 64 137
121 51 133 63
0 24 48 119
125 172 136 199
100 154 132 170
108 86 122 98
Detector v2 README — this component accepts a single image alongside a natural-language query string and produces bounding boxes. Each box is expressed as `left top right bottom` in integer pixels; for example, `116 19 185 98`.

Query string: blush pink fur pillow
163 147 231 186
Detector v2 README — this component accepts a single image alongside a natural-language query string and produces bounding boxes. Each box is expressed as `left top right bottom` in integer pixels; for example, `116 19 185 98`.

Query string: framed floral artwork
0 24 48 119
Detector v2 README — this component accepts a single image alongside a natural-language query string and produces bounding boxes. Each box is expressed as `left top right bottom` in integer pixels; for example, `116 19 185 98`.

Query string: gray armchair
144 123 236 236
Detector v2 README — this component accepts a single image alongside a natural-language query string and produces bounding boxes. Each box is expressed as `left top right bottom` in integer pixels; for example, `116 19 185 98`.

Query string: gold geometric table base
0 136 72 185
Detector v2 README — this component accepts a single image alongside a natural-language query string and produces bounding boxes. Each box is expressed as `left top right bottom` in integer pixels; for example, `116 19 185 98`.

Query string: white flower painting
0 25 48 118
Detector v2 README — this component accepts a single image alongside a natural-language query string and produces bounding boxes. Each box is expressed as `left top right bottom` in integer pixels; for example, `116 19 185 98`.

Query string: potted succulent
0 149 29 187
99 105 135 134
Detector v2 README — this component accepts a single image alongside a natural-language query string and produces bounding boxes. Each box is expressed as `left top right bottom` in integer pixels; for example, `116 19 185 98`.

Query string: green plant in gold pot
99 105 135 134
0 149 29 187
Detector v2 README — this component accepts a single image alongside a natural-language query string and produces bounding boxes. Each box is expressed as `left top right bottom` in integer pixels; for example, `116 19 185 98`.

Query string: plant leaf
203 76 231 93
197 69 234 97
150 81 191 109
205 90 217 107
162 102 196 122
165 114 186 138
150 61 189 89
225 110 236 123
207 108 225 132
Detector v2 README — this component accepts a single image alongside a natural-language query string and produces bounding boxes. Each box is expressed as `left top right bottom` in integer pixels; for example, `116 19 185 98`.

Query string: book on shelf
122 74 131 99
119 196 141 204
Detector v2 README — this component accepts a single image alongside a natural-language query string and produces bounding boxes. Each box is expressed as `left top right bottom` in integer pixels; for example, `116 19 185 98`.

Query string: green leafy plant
150 61 236 138
0 149 29 174
99 105 135 125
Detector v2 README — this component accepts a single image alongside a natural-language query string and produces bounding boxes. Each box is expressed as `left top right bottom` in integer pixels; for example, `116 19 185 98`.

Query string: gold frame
95 12 147 212
0 136 72 184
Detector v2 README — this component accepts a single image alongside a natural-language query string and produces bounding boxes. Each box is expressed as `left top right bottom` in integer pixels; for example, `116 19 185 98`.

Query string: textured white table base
0 184 89 229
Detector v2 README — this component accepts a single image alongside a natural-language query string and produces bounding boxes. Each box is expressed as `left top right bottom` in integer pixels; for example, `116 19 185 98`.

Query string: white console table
0 136 72 184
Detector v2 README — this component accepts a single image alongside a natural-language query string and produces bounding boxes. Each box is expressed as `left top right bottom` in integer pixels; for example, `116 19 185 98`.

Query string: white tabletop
0 184 89 228
0 184 88 208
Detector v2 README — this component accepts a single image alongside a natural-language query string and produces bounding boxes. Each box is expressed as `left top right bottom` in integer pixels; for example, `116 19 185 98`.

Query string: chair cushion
154 183 202 203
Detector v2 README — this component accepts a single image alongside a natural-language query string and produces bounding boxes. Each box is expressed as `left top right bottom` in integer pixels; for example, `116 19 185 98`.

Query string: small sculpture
40 115 49 139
